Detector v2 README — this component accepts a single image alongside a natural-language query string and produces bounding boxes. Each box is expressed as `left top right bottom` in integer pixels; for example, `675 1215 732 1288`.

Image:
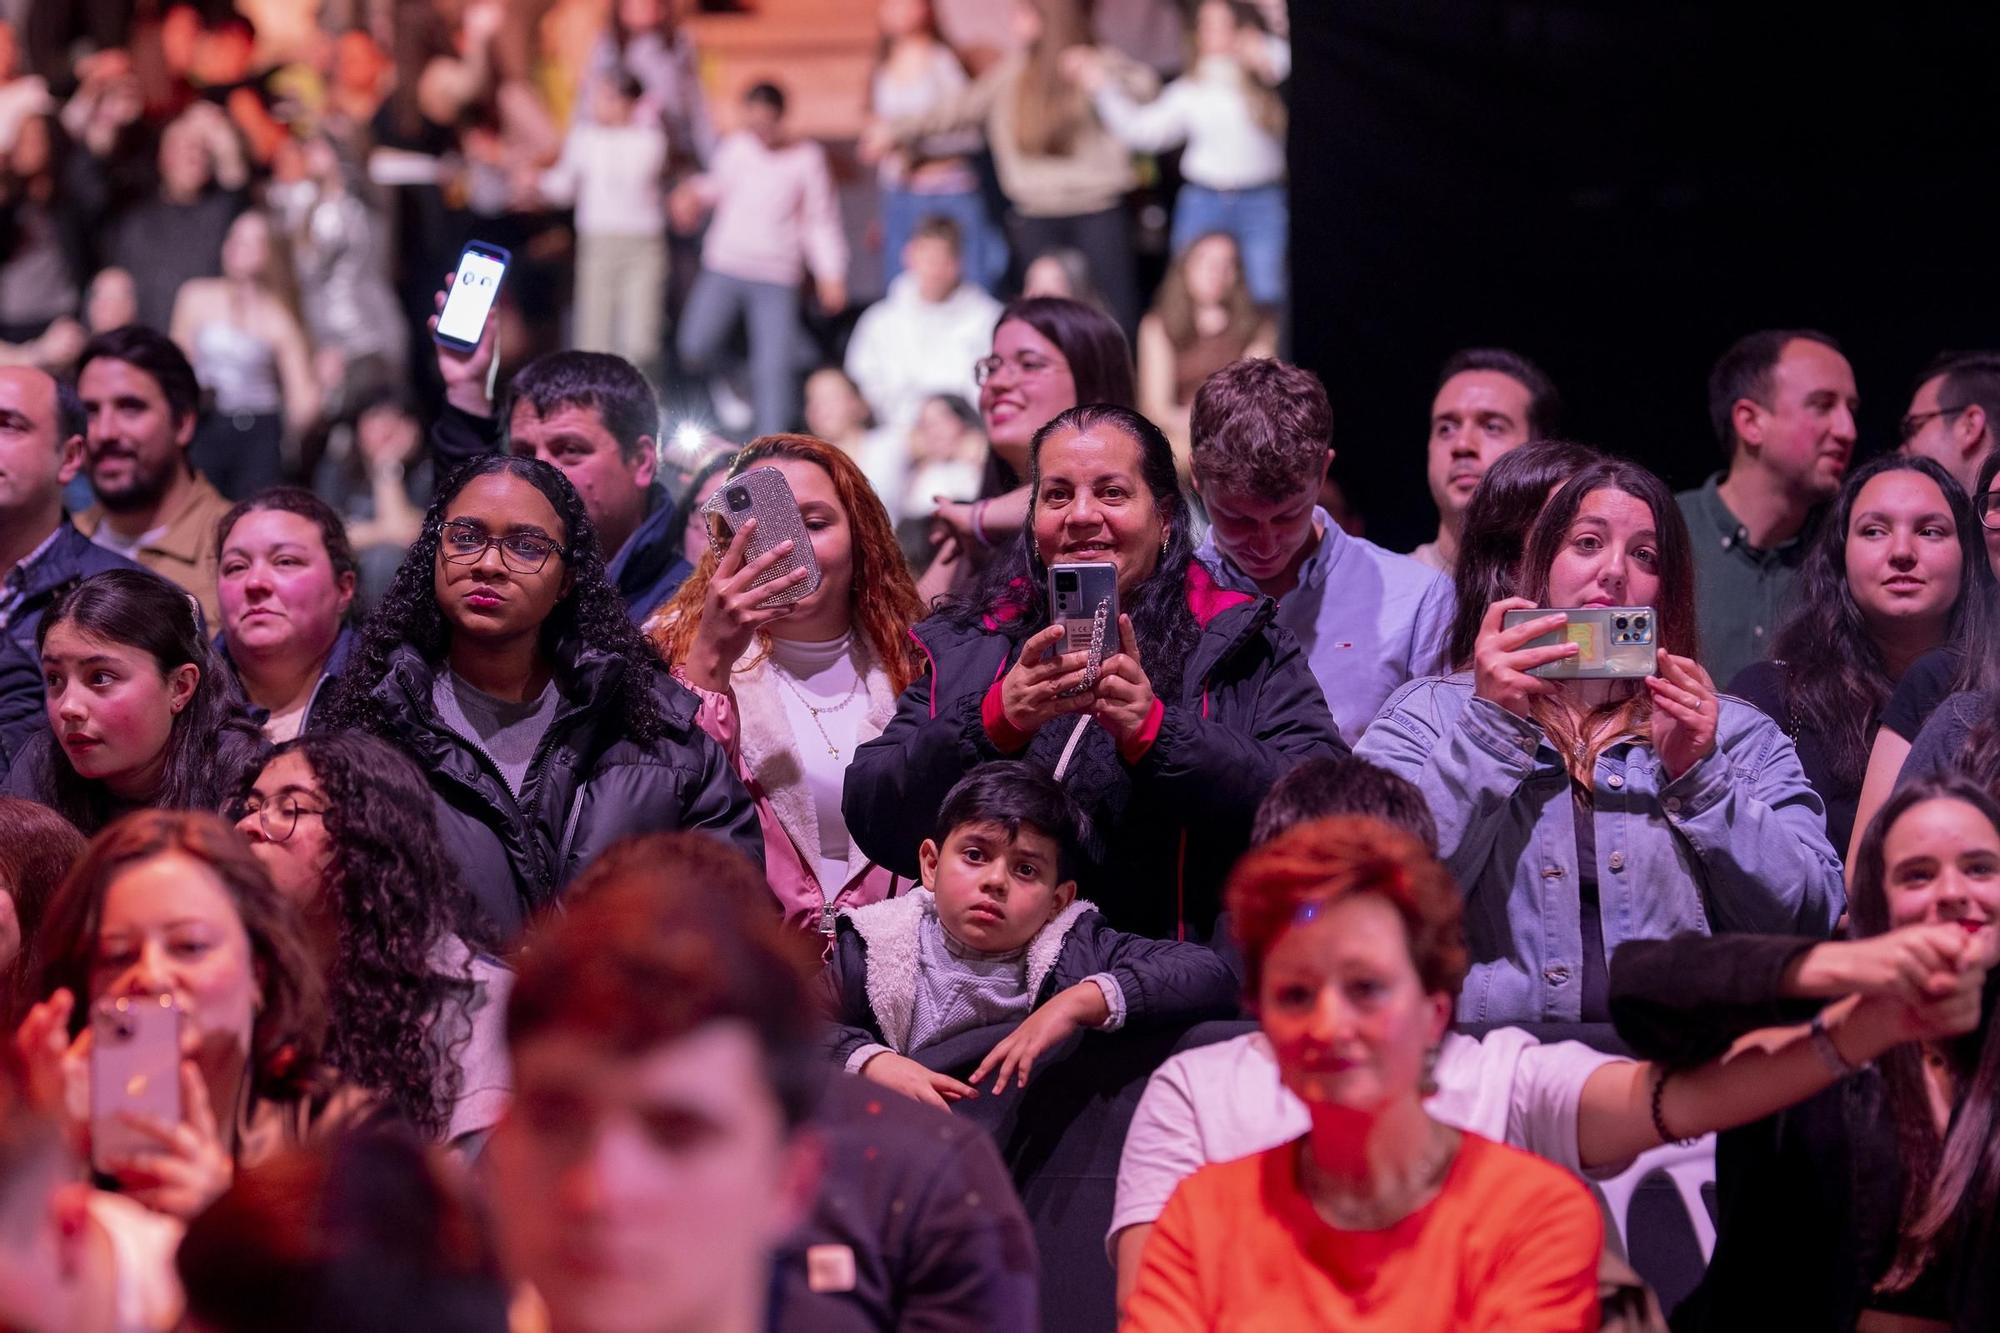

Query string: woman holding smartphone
1356 457 1844 1024
13 810 374 1221
846 404 1343 943
648 435 925 938
317 456 762 941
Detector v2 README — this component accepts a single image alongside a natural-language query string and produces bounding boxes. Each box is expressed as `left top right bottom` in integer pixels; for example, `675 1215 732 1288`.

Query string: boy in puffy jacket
822 761 1239 1110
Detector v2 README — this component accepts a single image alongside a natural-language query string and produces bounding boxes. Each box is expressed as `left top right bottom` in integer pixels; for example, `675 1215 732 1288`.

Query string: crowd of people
4 1 2000 1332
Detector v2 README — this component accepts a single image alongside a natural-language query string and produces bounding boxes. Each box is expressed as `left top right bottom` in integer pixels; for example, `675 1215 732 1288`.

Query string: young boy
825 762 1238 1110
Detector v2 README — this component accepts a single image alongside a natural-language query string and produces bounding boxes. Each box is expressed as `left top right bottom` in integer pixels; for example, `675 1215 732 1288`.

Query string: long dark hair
1445 441 1605 670
947 404 1202 698
242 734 479 1141
23 811 327 1100
1848 775 2000 1293
1518 459 1698 779
319 456 672 744
31 570 259 834
1771 456 1994 789
980 297 1134 495
0 798 86 1010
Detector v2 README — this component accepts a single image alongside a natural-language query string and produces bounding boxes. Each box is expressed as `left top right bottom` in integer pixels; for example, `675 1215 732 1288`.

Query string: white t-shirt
87 1191 184 1332
1107 1028 1623 1252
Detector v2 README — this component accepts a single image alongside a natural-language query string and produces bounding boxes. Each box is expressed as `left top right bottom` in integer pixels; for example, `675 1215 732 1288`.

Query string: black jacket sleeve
430 403 503 480
844 677 1007 879
1059 912 1242 1025
1609 933 1821 1066
0 637 47 776
820 923 886 1065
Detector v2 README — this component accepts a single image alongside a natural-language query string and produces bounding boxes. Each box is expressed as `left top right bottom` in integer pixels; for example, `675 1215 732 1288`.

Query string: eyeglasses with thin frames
439 520 565 574
239 793 327 844
974 353 1061 387
1899 406 1967 444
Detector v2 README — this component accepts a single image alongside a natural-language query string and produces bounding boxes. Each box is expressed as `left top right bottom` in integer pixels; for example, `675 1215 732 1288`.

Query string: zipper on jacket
820 902 837 938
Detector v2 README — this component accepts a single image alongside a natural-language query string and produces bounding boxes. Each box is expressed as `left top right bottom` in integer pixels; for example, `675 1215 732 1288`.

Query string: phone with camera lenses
1048 562 1119 657
1502 606 1658 679
700 466 823 608
90 994 183 1175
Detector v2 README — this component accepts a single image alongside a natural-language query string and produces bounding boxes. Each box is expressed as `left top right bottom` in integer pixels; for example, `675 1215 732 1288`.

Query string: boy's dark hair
746 82 786 115
935 762 1088 884
1706 328 1843 458
504 350 660 465
1251 757 1439 853
76 325 202 426
1436 347 1561 439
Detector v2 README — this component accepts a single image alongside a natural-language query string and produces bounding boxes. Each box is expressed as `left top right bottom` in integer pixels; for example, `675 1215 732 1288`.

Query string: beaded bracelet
1650 1065 1696 1148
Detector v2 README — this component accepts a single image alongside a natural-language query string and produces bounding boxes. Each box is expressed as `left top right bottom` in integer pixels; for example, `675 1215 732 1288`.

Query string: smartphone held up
432 240 511 352
702 466 824 609
90 993 184 1175
1502 606 1659 680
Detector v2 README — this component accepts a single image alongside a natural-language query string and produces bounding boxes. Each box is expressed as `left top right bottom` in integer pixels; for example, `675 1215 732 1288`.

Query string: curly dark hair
240 734 480 1141
23 811 327 1101
945 404 1202 699
1770 455 1995 789
318 455 672 744
30 569 261 834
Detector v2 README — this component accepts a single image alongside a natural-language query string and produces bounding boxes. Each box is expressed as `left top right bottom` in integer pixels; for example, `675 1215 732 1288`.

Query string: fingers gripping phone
701 466 824 608
90 994 183 1175
1503 606 1658 679
432 241 511 351
1049 561 1118 665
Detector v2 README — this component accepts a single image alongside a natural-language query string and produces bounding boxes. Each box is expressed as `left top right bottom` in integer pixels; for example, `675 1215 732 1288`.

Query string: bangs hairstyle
216 485 360 591
649 433 925 693
22 811 326 1094
935 761 1089 884
33 569 256 834
512 834 822 1129
1773 455 1994 789
1846 775 2000 1296
1227 815 1467 1007
1520 458 1697 661
1445 440 1604 670
1189 357 1330 504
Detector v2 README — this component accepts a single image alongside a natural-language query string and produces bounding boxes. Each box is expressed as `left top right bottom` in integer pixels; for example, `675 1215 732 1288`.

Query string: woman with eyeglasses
919 296 1133 601
3 569 264 836
317 456 762 941
1729 455 1995 863
236 733 510 1149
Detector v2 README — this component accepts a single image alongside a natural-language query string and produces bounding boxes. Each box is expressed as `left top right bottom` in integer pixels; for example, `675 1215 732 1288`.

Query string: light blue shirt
1355 674 1844 1023
1197 508 1456 743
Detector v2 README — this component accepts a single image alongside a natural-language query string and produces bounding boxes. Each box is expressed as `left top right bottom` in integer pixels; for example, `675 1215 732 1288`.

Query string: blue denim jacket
1354 674 1844 1023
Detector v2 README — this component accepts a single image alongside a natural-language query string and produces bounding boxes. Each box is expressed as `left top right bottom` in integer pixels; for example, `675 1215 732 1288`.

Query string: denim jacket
1354 673 1843 1023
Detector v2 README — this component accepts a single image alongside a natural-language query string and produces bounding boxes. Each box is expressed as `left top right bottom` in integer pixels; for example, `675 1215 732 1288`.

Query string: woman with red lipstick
1122 816 1604 1331
847 403 1343 942
1732 455 1993 862
214 488 361 743
3 569 262 836
1611 773 2000 1330
1357 458 1844 1024
316 456 762 942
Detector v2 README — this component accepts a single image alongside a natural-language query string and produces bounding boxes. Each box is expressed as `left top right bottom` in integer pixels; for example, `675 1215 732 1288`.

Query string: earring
1419 1043 1441 1097
1159 530 1170 559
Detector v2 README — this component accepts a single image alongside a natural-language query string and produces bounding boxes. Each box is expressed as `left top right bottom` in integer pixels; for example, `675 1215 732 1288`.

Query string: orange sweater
1122 1131 1603 1333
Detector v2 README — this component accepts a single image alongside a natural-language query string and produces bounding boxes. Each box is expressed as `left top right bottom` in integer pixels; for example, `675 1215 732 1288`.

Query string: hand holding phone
432 241 510 352
700 467 823 609
90 994 183 1176
1500 605 1659 681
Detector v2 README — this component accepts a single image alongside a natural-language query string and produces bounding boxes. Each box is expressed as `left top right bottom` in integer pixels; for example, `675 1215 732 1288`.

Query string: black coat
842 569 1345 940
359 638 762 939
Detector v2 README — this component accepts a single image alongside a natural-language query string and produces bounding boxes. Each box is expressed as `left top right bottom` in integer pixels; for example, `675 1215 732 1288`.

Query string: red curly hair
1226 815 1469 1007
649 434 925 693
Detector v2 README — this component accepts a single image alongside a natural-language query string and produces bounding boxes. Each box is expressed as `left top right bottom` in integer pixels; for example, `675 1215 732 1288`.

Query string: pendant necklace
773 665 861 759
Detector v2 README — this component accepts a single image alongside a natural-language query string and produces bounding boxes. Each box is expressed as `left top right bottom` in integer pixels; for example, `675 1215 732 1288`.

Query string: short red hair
1226 815 1468 1005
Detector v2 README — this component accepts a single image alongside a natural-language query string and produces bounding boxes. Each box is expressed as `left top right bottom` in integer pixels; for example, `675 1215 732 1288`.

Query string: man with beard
1676 329 1857 687
69 326 233 627
1408 347 1561 575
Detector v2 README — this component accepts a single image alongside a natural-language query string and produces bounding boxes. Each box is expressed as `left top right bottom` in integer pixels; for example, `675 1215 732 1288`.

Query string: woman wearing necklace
650 434 925 938
1357 458 1844 1025
1122 816 1603 1329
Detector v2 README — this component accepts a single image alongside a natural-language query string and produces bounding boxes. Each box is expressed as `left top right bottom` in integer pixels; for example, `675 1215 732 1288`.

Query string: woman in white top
868 0 1006 293
1067 0 1289 305
169 209 320 500
649 434 926 939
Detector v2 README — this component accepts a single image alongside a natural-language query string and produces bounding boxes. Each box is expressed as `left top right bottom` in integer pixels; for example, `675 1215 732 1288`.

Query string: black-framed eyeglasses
239 793 327 844
1976 490 2000 532
1899 406 1967 443
973 353 1059 387
440 520 565 574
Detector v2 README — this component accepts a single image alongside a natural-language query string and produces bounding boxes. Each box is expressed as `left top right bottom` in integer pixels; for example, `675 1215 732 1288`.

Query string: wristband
1650 1066 1696 1147
970 499 993 548
1808 1011 1863 1078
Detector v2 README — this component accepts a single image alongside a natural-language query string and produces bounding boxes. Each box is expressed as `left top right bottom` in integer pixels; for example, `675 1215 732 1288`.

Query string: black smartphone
432 240 512 351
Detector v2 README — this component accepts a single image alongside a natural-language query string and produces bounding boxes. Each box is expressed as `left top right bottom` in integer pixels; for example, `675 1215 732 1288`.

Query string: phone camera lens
1056 572 1079 592
1634 615 1649 631
1614 616 1629 630
727 486 751 512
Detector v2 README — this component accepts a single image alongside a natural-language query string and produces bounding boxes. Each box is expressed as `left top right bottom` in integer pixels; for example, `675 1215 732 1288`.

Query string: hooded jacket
356 637 762 940
214 622 361 736
822 888 1240 1067
842 563 1345 942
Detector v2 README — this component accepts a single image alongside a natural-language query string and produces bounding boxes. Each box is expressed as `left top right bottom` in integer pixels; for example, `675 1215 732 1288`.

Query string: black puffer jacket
360 639 763 939
843 565 1345 941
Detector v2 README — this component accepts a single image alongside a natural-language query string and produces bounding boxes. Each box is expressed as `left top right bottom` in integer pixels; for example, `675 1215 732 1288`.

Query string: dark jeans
675 268 807 439
191 410 285 501
1013 206 1138 336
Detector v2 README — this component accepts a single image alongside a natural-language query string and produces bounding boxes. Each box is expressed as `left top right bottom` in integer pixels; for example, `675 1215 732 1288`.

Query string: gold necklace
1296 1125 1458 1231
771 664 861 759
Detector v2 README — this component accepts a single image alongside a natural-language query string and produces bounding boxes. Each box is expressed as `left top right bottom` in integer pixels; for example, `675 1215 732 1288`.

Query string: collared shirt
1675 473 1817 689
1197 508 1456 743
0 524 64 631
74 471 235 631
